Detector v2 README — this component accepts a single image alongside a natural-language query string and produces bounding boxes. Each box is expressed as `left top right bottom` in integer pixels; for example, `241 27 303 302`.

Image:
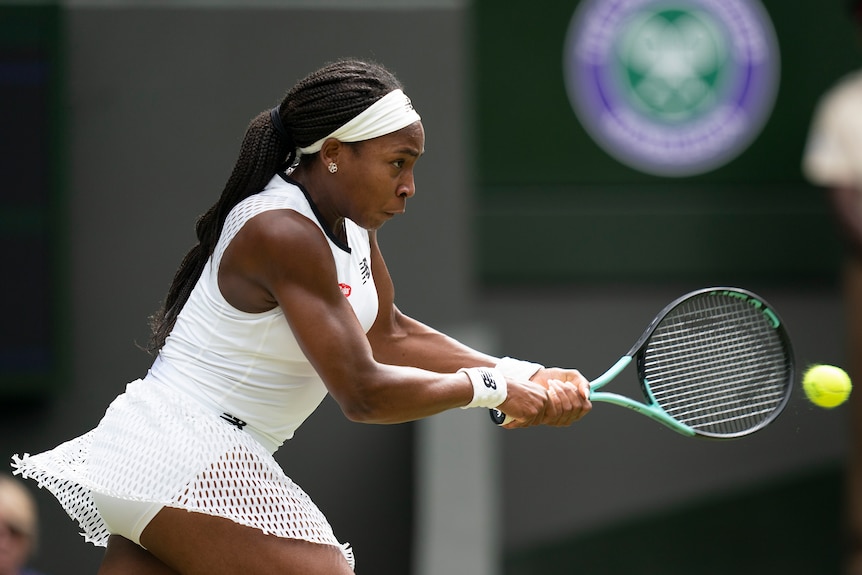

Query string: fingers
542 378 592 427
498 370 592 429
497 380 548 429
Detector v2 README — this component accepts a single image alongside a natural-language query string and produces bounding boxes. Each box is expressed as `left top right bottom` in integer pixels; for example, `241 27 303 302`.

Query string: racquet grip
489 408 514 425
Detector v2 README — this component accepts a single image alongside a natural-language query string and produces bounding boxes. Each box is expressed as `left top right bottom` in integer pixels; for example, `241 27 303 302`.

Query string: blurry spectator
803 2 862 572
0 474 46 575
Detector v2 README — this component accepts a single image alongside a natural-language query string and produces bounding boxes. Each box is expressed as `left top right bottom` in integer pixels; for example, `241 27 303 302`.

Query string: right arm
364 228 591 427
219 209 565 427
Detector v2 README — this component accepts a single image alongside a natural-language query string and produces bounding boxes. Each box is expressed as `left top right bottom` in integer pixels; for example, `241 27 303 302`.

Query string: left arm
365 231 592 427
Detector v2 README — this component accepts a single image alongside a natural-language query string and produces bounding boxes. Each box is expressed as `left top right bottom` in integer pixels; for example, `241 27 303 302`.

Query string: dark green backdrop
503 464 843 575
473 0 857 283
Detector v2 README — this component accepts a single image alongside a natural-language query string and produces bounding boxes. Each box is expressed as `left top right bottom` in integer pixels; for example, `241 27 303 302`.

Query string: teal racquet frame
491 287 795 439
587 356 695 436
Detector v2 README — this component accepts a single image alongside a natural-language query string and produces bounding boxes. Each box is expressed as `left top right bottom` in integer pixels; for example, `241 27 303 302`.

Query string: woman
13 59 591 575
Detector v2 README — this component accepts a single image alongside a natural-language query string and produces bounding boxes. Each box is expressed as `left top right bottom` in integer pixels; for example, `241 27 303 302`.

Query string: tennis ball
802 364 852 408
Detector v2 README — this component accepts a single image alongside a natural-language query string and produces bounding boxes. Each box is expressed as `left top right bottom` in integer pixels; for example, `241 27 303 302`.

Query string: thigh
139 507 355 575
98 535 180 575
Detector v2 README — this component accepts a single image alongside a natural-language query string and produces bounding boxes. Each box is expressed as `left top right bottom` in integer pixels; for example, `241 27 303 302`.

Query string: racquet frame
491 287 794 438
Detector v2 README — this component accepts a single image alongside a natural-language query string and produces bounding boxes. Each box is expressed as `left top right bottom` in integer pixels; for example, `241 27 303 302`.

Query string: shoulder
221 206 338 303
239 208 329 259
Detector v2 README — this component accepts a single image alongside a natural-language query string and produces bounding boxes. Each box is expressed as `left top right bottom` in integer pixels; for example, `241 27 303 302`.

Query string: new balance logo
480 369 497 390
220 413 247 430
359 257 371 284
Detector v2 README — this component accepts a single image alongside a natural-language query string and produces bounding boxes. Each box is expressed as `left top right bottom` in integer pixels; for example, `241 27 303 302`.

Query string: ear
319 138 343 166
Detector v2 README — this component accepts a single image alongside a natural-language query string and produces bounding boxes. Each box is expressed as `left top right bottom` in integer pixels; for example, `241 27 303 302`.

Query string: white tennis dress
12 174 379 568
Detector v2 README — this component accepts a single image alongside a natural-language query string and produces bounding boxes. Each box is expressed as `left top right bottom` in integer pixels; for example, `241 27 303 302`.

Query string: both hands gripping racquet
491 287 794 439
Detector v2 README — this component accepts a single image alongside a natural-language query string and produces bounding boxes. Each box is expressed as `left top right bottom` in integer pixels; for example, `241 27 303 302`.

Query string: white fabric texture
12 380 354 567
495 357 544 382
298 89 421 154
459 367 508 409
156 175 378 452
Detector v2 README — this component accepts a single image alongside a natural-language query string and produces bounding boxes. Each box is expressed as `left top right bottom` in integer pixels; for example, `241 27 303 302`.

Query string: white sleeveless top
147 174 379 452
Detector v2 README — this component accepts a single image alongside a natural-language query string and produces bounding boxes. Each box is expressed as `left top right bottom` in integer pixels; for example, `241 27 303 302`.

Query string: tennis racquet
490 287 794 439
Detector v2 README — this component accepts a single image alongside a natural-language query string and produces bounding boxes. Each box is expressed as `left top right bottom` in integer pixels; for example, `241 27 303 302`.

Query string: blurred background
0 0 854 573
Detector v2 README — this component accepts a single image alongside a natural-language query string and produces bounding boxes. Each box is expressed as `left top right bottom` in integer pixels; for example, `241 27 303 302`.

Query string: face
0 520 31 575
335 121 425 230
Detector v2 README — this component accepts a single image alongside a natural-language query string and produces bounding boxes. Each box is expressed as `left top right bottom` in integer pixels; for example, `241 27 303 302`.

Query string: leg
97 535 180 575
138 507 355 575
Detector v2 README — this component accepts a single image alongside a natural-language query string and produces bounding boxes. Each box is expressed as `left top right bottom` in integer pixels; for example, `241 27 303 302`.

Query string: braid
285 59 403 149
147 59 404 353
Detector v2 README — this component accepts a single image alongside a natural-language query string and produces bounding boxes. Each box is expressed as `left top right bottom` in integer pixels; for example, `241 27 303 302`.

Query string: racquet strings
641 293 791 436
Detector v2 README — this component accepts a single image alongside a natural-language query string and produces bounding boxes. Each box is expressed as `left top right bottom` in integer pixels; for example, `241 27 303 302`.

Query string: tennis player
11 59 591 574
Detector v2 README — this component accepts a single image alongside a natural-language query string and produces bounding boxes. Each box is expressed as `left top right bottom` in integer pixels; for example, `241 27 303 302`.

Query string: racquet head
628 287 794 439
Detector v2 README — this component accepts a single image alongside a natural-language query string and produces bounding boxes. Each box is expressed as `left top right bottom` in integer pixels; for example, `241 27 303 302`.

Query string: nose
397 172 416 198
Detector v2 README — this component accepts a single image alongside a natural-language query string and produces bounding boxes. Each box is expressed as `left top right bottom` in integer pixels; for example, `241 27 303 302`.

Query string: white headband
298 89 421 155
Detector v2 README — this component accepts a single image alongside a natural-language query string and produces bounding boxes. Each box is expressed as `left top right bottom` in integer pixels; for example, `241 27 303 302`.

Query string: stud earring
328 162 338 174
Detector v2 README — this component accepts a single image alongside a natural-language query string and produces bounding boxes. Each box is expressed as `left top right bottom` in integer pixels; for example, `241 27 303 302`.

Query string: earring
328 162 338 174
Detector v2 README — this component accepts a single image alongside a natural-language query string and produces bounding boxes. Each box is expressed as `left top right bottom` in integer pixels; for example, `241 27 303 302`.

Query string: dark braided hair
147 59 403 352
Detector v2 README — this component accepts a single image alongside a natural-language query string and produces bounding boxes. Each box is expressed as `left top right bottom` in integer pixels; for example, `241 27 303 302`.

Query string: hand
534 367 592 426
498 367 592 428
494 377 551 428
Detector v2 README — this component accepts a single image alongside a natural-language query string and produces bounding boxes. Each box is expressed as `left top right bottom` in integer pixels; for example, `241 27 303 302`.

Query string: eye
392 159 405 169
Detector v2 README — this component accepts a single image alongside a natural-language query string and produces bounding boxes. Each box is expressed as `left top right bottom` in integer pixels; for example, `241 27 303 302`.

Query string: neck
289 166 346 241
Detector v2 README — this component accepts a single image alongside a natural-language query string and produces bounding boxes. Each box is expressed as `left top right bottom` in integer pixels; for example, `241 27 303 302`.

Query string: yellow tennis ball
802 364 852 408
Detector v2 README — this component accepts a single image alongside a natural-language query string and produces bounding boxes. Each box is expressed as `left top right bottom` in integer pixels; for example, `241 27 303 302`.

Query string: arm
364 230 592 427
225 211 556 426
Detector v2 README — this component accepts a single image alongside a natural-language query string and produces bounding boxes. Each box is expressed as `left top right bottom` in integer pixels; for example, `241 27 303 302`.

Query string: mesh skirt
11 379 354 568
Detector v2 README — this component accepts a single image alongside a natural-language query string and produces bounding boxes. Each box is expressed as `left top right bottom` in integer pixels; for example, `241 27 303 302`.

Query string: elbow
333 379 399 424
340 402 378 423
325 361 408 424
338 393 392 424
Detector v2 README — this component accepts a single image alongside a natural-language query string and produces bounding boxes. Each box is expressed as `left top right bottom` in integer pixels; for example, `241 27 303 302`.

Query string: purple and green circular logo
563 0 780 177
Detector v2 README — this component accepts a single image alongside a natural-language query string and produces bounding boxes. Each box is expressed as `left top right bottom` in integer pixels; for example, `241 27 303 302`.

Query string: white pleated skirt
11 379 354 568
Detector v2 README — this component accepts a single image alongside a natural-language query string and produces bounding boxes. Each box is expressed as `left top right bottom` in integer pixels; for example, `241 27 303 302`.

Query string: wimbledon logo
563 0 780 177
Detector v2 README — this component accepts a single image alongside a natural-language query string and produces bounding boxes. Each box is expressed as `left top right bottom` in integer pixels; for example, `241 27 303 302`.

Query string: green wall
473 0 857 283
504 464 843 575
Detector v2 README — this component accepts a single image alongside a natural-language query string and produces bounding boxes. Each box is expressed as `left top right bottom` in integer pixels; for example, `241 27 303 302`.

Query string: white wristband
459 367 508 409
495 356 544 381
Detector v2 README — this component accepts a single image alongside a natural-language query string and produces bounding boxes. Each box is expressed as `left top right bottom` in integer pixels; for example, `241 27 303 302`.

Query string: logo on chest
359 257 370 283
338 257 372 297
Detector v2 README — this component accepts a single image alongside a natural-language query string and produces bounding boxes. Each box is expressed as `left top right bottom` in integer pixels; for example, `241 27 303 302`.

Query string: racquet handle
489 408 512 425
489 357 630 426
